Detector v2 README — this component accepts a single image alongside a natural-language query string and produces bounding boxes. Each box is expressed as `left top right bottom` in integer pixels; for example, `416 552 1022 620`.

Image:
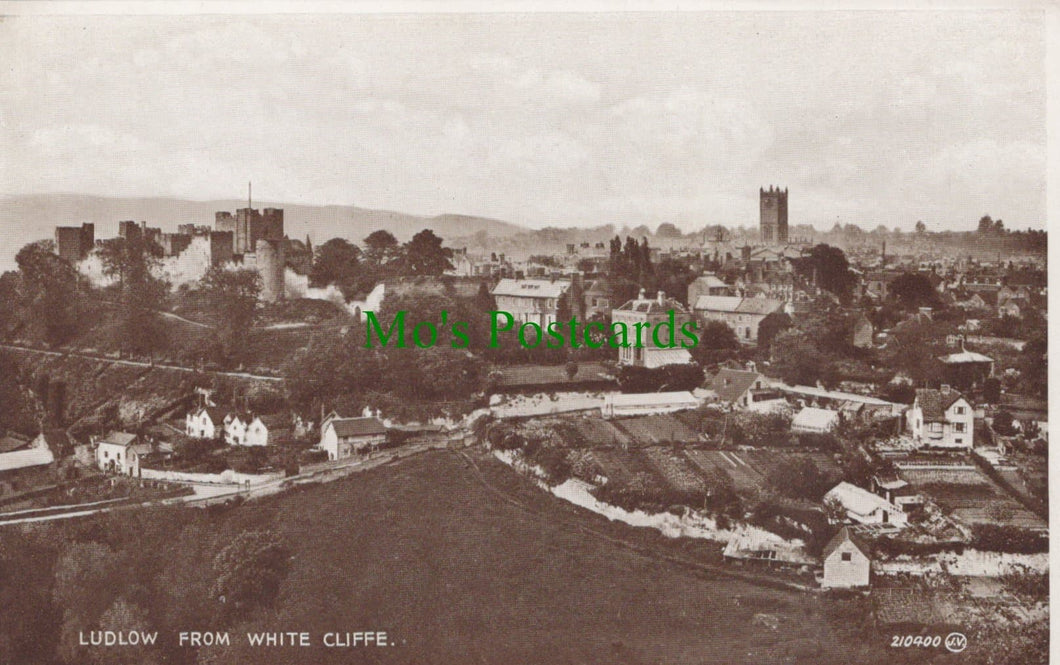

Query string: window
954 423 966 433
955 406 965 415
955 438 963 444
931 422 943 433
841 552 852 562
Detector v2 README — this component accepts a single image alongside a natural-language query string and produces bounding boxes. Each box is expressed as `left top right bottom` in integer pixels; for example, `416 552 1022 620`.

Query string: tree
888 272 938 310
309 238 363 298
565 361 579 381
200 267 261 363
769 330 837 388
98 236 169 357
978 215 995 234
1018 336 1046 398
756 311 792 350
363 230 401 267
795 244 856 302
403 229 453 276
992 410 1017 437
915 220 927 234
655 222 682 238
209 530 289 622
15 241 83 346
689 320 740 367
983 377 1002 404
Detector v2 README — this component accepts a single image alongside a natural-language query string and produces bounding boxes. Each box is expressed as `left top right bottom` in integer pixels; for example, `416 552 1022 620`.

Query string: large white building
906 386 974 448
692 295 784 344
490 277 582 328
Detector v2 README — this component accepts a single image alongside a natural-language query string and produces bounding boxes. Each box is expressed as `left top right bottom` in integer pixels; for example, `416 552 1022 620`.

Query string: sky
0 10 1047 233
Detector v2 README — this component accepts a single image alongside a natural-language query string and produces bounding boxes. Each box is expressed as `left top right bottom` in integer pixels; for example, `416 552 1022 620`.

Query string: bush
971 525 1048 554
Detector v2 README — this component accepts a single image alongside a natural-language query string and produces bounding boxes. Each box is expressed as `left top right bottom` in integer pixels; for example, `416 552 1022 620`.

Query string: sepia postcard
0 2 1052 663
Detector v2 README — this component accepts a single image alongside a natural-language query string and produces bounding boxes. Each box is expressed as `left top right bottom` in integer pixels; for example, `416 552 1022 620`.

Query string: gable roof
491 278 570 299
693 295 783 315
825 482 895 519
792 407 840 430
196 406 227 424
822 527 869 561
914 388 967 422
709 369 762 403
329 417 387 438
253 414 289 430
98 431 138 447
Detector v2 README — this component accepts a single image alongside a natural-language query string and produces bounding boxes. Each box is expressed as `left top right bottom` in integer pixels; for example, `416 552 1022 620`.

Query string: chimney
638 287 646 300
958 334 966 351
746 361 757 373
657 290 665 305
941 384 951 394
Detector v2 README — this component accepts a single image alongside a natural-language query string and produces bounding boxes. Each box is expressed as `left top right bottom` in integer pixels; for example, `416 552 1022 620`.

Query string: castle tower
255 238 286 303
759 186 789 244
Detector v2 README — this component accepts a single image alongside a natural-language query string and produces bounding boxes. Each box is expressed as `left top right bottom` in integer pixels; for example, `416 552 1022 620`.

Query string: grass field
196 450 905 664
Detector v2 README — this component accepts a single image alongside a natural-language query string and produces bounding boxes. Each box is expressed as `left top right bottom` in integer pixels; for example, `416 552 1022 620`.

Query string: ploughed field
205 450 905 664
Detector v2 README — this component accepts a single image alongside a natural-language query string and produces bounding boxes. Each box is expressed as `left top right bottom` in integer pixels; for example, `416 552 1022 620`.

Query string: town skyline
0 11 1047 233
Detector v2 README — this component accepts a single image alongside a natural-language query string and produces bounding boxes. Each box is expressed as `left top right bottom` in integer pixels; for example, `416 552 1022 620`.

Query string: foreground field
196 450 910 665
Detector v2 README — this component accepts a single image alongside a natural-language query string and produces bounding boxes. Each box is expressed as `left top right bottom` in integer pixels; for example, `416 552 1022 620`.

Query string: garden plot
642 447 709 494
684 450 765 493
613 413 702 446
900 467 1046 529
568 417 631 448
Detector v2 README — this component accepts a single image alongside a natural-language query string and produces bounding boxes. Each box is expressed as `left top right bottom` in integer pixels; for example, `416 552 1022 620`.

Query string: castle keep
759 185 788 244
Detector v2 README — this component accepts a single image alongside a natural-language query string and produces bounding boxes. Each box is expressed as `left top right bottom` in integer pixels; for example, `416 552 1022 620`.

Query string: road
0 441 445 526
0 343 284 382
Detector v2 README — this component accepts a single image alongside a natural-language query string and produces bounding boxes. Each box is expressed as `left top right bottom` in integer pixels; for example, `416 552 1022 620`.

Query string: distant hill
0 193 526 270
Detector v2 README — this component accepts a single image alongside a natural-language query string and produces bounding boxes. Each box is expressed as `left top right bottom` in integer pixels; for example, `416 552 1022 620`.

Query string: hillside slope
0 193 525 270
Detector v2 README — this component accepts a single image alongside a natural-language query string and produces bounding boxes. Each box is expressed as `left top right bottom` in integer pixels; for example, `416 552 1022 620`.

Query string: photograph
0 3 1050 663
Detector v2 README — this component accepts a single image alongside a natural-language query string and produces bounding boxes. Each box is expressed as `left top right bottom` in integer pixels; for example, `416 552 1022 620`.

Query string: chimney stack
657 290 665 305
941 384 951 394
638 287 646 300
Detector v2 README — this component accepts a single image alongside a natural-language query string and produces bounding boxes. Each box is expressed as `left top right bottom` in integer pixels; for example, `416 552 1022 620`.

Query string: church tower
759 186 789 244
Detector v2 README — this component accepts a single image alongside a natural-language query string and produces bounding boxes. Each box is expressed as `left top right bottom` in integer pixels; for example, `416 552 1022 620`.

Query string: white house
603 391 700 418
906 386 974 448
320 417 388 460
185 407 226 439
821 527 871 589
224 413 252 446
791 407 840 433
243 415 291 447
705 367 786 412
95 431 151 477
824 482 908 527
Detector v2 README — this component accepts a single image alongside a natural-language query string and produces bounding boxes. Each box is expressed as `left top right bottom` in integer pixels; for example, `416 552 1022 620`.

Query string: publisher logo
944 632 968 653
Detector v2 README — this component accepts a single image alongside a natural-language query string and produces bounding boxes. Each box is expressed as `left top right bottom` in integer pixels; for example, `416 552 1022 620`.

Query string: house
185 406 226 439
490 276 584 328
692 295 784 344
610 289 694 368
223 412 252 446
95 431 151 476
686 273 734 305
320 417 388 460
791 407 840 433
906 386 974 448
243 414 292 447
706 367 785 411
824 481 908 527
820 527 871 589
582 279 612 319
